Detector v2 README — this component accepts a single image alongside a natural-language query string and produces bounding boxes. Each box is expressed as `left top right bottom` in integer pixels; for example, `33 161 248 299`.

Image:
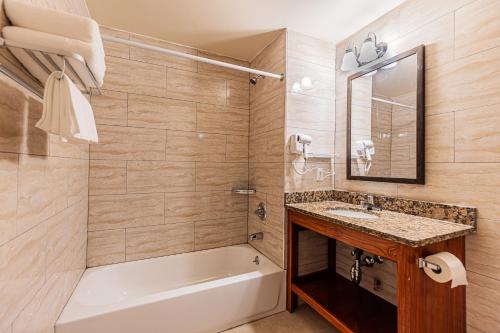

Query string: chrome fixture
248 232 264 241
360 195 382 211
418 257 442 274
350 248 384 285
255 202 267 221
340 32 388 72
252 255 260 265
232 188 256 195
250 74 264 85
104 35 284 81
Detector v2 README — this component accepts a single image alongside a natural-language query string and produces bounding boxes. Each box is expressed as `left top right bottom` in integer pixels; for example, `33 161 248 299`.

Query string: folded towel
36 71 98 143
2 26 106 86
3 0 105 85
2 27 105 86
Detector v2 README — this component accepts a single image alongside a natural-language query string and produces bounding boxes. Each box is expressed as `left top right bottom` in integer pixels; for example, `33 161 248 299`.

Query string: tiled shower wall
285 31 336 276
0 2 90 332
285 31 335 193
247 30 336 270
247 31 286 268
87 26 250 266
335 0 500 331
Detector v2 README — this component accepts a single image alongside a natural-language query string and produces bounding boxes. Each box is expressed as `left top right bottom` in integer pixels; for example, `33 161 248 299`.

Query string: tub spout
248 232 264 241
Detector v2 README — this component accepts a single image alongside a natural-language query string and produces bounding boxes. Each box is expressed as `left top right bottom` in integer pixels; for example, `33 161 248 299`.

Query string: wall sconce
340 32 387 72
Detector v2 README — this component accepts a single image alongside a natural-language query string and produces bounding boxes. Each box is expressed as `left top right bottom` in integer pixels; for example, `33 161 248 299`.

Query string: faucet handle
367 195 374 205
254 202 267 221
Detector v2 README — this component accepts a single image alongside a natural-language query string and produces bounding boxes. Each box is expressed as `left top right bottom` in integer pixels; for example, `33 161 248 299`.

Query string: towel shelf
0 37 102 99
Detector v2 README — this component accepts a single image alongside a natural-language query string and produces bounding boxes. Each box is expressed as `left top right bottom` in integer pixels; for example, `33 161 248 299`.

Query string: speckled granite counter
286 201 475 247
285 190 477 226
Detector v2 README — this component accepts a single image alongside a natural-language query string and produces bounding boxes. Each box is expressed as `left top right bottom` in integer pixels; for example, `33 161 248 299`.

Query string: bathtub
56 244 285 333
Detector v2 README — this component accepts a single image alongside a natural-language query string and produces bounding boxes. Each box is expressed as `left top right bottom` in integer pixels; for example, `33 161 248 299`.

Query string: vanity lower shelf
292 270 397 333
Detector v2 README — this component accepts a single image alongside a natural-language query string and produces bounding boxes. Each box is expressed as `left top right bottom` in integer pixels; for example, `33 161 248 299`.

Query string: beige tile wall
87 26 250 267
0 2 90 332
335 1 500 331
246 30 336 271
285 31 336 193
284 31 336 275
247 31 287 268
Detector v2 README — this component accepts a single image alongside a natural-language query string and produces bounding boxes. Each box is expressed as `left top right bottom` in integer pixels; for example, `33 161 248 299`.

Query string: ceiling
85 0 405 61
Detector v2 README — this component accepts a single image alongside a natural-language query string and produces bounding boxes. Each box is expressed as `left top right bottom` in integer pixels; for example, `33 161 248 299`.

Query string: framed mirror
347 45 425 184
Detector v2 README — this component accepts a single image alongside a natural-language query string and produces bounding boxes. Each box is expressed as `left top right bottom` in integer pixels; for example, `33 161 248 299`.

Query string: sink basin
325 208 379 220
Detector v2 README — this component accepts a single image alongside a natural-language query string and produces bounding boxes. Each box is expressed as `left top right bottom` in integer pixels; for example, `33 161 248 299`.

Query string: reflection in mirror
347 46 424 184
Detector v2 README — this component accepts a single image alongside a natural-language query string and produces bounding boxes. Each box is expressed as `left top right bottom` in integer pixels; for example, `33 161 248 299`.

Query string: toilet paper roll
423 252 468 288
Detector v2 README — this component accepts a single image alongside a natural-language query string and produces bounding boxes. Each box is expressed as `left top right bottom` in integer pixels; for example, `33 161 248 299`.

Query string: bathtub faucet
248 232 264 241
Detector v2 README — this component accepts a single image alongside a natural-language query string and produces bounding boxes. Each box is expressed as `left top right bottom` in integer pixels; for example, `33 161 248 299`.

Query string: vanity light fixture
340 32 388 72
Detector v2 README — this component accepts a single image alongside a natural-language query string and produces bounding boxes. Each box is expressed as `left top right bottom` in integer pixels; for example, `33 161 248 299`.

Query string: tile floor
222 305 340 333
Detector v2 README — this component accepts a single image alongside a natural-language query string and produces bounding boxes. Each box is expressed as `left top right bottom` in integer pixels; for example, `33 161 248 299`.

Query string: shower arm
101 35 285 81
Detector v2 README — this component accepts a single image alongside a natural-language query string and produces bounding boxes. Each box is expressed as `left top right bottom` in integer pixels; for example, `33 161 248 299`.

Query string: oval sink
325 208 379 220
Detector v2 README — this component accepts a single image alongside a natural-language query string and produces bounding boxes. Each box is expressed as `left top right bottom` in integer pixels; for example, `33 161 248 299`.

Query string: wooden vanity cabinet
286 210 466 333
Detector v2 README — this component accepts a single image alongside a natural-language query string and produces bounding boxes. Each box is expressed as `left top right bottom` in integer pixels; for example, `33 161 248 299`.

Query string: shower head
250 74 264 85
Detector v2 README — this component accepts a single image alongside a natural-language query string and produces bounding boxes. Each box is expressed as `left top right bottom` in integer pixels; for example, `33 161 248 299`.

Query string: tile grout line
453 111 456 163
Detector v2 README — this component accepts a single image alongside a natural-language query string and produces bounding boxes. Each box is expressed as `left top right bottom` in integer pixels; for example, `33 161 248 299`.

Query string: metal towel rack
0 37 102 99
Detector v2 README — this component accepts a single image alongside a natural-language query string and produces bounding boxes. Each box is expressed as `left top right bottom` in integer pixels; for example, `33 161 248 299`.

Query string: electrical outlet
373 277 383 292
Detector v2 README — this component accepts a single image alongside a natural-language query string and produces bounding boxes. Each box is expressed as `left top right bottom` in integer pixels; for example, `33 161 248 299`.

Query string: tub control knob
255 202 267 221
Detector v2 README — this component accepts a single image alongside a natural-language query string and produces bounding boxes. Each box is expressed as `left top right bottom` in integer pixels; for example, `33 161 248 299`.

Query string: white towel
36 71 98 143
3 0 106 86
2 26 106 86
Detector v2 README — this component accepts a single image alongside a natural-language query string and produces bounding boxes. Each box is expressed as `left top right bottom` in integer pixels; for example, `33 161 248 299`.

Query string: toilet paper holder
418 258 442 274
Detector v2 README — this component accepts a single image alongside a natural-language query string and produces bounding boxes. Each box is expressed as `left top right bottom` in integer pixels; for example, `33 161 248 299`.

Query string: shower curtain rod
371 97 416 110
102 35 285 80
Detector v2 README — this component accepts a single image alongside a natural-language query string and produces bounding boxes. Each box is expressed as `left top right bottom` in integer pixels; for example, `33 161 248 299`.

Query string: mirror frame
346 45 425 184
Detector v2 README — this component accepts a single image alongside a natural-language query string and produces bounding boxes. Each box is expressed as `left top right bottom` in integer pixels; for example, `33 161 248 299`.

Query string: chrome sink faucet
360 195 382 211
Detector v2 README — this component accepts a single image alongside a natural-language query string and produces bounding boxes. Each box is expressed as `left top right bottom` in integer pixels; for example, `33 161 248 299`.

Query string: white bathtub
56 244 285 333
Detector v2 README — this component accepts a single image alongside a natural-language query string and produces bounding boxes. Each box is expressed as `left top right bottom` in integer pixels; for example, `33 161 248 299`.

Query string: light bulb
340 49 358 71
358 37 378 63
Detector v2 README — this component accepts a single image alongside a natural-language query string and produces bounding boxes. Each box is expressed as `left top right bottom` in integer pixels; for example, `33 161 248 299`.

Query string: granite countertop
286 201 475 247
